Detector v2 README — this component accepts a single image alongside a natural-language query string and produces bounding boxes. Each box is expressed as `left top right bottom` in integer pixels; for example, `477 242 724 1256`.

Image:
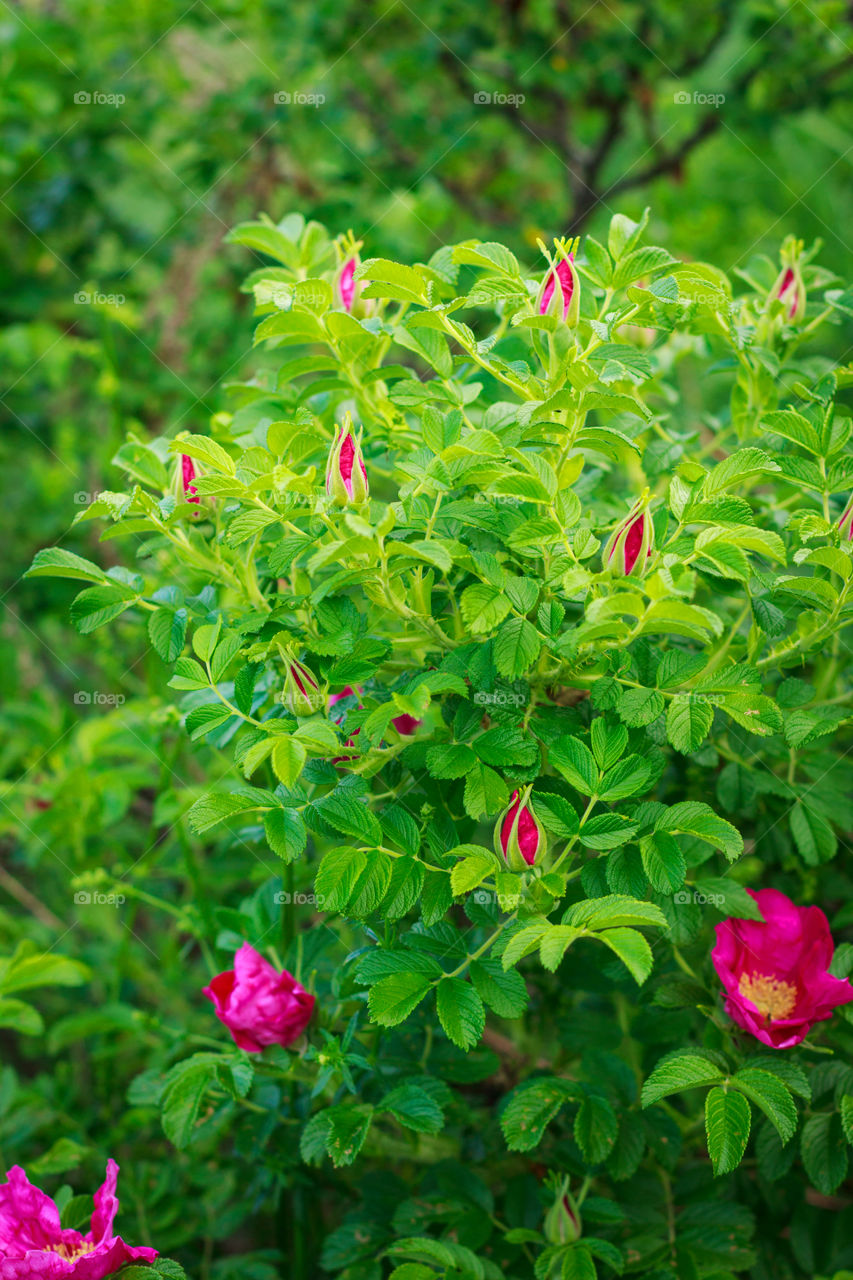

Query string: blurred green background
4 0 853 858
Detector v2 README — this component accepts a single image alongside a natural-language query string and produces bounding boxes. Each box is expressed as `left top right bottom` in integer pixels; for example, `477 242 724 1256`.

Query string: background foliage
4 3 853 1279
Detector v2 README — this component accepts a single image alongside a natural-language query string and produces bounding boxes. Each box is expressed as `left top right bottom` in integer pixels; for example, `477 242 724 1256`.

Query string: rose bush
15 209 853 1277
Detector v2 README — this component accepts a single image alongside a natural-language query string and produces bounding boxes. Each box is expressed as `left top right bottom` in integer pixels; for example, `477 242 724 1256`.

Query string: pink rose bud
839 498 853 541
712 887 853 1049
544 1179 582 1245
536 236 581 325
277 644 322 718
494 785 546 871
603 491 654 577
334 231 371 316
336 256 358 313
326 413 369 506
203 942 315 1053
0 1159 158 1276
182 454 200 504
770 238 806 321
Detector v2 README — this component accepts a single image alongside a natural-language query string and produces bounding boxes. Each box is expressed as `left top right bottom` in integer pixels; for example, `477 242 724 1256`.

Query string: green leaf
494 617 541 678
501 1077 575 1151
598 927 654 984
368 972 432 1028
380 1084 444 1134
567 895 667 931
549 736 598 795
271 736 308 788
719 692 783 737
264 807 307 864
161 1062 213 1149
790 802 837 865
732 1068 797 1144
641 1053 725 1106
318 789 382 845
25 547 108 584
186 788 274 834
705 1088 751 1175
575 1093 619 1163
426 742 478 779
148 606 188 663
656 801 743 860
801 1112 849 1194
436 978 485 1050
640 832 686 892
70 584 138 634
451 854 496 896
617 686 665 727
666 694 714 753
703 448 780 496
470 958 529 1018
459 583 513 634
598 755 651 801
314 847 367 913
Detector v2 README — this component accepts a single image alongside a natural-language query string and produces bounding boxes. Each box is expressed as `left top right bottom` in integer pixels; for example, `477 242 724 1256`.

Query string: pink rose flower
712 887 853 1049
0 1159 157 1278
203 942 315 1053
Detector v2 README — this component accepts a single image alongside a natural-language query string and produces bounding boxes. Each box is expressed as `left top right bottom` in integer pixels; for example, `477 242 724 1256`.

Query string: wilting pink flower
326 414 368 506
838 497 853 541
603 492 654 577
494 787 546 871
181 454 199 504
712 888 853 1049
0 1159 157 1277
203 942 315 1053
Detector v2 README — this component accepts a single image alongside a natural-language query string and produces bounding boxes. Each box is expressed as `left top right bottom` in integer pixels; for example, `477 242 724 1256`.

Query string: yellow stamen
46 1241 97 1260
738 972 796 1022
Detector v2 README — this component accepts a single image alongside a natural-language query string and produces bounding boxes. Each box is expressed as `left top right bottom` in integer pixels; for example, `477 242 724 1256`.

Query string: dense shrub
14 209 853 1279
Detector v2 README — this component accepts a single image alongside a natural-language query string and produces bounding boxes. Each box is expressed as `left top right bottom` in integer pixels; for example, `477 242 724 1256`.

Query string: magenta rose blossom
203 942 315 1053
712 888 853 1049
0 1158 157 1278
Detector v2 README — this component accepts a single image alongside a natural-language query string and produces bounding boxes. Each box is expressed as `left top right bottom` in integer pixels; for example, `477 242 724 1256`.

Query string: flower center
46 1241 97 1260
738 972 797 1021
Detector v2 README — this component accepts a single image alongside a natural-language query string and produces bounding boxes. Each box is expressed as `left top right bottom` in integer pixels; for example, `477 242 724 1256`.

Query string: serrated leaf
705 1088 751 1175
